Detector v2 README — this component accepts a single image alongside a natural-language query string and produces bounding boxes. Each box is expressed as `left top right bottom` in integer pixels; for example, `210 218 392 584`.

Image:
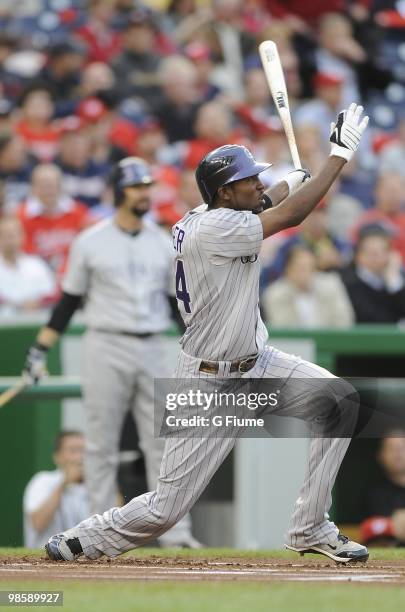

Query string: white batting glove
285 169 311 194
330 103 369 162
22 344 48 384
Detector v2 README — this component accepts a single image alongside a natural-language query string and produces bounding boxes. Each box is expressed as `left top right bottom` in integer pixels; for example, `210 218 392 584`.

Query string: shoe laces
337 533 349 544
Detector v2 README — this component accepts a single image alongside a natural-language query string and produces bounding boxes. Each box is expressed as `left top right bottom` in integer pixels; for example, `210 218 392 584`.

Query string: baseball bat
0 379 29 409
259 40 302 169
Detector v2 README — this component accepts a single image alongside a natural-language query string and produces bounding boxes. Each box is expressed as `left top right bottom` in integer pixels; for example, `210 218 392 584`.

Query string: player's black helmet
195 144 271 205
112 157 154 205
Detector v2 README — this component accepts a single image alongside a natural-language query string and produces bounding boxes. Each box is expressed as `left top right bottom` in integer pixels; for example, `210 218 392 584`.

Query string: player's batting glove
22 343 49 384
285 169 311 194
330 102 369 162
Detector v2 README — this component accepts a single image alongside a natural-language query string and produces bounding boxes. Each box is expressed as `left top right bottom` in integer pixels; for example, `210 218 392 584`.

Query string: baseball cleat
45 533 83 561
286 533 369 563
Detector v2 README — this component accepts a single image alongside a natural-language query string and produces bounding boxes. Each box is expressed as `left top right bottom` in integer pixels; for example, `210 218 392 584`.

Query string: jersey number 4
175 260 191 313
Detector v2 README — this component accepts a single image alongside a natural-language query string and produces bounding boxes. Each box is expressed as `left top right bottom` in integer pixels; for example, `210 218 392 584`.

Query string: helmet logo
212 155 235 169
122 164 137 185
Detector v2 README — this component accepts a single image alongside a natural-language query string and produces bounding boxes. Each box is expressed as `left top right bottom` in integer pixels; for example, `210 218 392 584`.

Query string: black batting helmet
111 157 154 206
195 144 271 205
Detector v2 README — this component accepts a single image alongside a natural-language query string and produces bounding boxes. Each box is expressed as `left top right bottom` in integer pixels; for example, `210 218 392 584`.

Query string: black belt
93 328 155 339
199 355 258 375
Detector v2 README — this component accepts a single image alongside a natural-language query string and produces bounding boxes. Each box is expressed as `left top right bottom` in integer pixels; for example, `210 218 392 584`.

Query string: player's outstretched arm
259 103 368 239
22 293 82 384
259 156 345 238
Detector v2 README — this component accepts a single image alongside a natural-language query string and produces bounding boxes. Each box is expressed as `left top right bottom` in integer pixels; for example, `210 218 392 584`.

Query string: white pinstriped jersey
172 204 268 361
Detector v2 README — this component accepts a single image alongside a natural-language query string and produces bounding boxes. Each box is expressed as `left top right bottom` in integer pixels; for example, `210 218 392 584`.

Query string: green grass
1 548 405 612
2 581 404 612
0 547 294 558
1 546 405 561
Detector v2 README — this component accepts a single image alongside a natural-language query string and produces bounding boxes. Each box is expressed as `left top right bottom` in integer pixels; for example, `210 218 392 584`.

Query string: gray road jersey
172 205 268 361
63 218 174 333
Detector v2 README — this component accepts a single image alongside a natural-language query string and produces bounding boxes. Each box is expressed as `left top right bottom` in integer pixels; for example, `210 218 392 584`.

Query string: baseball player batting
23 157 199 548
45 103 369 563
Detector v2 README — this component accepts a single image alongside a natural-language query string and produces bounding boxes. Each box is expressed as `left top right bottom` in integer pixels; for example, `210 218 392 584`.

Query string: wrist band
261 193 273 210
34 342 50 352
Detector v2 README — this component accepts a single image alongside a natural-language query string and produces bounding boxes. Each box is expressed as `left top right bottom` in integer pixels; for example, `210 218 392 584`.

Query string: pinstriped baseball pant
82 330 192 546
74 345 358 558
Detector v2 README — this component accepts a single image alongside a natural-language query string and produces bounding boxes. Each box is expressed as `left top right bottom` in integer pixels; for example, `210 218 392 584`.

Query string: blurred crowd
1 0 405 326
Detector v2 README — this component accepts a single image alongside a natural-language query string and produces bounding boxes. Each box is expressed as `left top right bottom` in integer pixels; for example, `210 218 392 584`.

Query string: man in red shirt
15 164 93 278
74 0 122 64
184 101 244 170
15 86 60 162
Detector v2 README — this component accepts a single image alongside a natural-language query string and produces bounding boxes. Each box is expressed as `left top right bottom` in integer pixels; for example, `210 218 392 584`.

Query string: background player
23 156 199 548
45 104 369 563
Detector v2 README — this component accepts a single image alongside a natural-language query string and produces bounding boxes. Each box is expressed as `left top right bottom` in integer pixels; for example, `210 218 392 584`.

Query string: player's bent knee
309 378 360 436
147 497 184 532
150 511 178 534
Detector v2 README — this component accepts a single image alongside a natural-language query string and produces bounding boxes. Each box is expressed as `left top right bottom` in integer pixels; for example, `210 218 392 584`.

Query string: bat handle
290 144 302 170
0 380 29 409
279 108 302 169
